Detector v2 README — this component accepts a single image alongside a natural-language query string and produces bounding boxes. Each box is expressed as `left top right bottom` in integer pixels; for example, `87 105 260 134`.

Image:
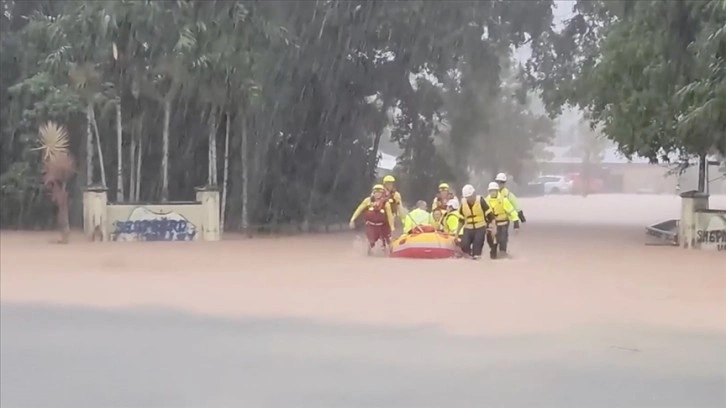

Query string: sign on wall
111 207 198 242
696 213 726 251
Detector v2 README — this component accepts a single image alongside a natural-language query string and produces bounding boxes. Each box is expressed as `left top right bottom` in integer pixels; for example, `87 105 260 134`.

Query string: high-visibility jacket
442 211 464 235
459 196 493 229
498 187 520 212
350 197 394 230
485 195 520 223
403 208 432 232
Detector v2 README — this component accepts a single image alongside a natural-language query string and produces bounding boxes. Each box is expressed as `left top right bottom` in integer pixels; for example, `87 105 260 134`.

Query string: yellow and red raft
390 225 457 259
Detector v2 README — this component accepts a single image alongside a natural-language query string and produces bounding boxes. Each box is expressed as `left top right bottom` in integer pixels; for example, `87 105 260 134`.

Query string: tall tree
529 0 726 190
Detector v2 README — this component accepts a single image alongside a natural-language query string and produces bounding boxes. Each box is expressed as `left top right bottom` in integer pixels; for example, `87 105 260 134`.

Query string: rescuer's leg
381 225 392 255
486 229 497 259
460 229 474 257
472 228 486 259
365 225 378 255
497 223 509 255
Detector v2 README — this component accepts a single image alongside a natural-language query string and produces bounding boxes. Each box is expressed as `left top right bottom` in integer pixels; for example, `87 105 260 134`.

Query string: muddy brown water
1 195 724 407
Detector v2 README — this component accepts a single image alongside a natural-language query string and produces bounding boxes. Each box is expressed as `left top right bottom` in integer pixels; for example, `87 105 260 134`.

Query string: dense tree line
530 0 726 189
5 0 721 231
0 0 556 230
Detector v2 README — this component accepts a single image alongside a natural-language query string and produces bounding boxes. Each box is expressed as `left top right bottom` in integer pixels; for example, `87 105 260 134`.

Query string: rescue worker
432 183 453 212
485 181 520 259
403 200 432 234
442 198 464 236
495 172 526 222
349 184 395 255
459 184 494 260
382 175 406 222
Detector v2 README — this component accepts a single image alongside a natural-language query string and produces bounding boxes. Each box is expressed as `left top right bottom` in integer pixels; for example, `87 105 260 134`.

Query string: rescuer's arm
504 198 520 223
385 202 395 232
480 197 495 223
350 198 370 223
431 198 438 211
508 192 520 212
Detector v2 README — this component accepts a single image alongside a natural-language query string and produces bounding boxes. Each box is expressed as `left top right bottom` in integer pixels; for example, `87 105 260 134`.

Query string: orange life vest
363 197 387 225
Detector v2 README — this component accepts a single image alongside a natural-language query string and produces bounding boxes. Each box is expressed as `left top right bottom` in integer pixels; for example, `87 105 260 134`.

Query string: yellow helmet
372 184 385 192
383 175 395 183
438 183 450 191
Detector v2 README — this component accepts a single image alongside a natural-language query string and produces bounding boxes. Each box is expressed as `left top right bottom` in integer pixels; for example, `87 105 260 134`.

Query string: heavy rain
1 0 725 407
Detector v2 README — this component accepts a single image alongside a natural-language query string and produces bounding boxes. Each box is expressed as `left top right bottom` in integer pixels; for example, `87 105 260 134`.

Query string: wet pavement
2 303 724 408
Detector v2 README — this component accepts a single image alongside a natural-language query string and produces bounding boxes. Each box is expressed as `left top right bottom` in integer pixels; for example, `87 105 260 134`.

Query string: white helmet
495 172 507 182
462 184 475 198
446 198 460 210
488 181 499 191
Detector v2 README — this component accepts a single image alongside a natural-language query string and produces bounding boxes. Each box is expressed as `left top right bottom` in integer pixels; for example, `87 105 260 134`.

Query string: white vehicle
529 175 573 195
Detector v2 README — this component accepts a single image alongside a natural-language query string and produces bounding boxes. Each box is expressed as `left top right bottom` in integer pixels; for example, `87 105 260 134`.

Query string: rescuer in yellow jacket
458 184 494 260
442 198 464 236
495 172 526 223
485 181 520 259
432 183 453 212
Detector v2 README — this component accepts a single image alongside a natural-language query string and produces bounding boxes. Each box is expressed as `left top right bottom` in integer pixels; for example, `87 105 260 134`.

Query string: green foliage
0 160 54 229
530 0 726 163
1 0 557 230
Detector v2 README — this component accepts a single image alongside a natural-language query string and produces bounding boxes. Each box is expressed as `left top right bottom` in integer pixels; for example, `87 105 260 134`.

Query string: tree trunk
57 183 70 244
208 106 218 186
129 124 136 201
369 130 384 179
135 137 142 201
241 113 249 231
698 153 707 193
90 106 107 188
116 101 123 202
161 99 170 201
86 104 94 185
221 112 231 233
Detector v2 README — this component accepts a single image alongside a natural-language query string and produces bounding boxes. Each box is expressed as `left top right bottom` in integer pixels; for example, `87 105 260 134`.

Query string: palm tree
36 122 75 243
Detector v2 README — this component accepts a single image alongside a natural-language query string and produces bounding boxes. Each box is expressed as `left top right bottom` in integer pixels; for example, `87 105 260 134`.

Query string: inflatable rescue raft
390 225 457 259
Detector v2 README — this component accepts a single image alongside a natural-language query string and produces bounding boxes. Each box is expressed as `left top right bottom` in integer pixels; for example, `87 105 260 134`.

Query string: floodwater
1 195 725 407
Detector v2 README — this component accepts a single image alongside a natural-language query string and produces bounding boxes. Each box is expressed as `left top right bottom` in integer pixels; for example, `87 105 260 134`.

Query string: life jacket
363 197 387 225
443 211 464 235
460 196 487 229
385 189 399 214
485 195 518 224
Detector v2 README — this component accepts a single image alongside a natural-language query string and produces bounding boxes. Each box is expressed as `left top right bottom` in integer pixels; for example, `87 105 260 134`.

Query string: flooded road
2 195 725 407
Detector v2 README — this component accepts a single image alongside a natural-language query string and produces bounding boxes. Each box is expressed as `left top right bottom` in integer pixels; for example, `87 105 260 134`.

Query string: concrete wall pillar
679 190 709 249
83 186 109 241
195 186 221 241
